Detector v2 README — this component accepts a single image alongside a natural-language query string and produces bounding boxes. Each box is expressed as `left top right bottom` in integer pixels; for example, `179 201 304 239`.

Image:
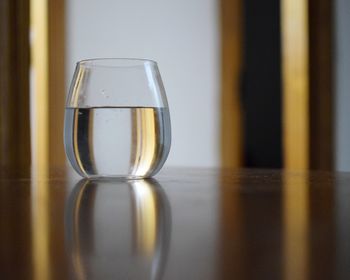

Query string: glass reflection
65 178 171 280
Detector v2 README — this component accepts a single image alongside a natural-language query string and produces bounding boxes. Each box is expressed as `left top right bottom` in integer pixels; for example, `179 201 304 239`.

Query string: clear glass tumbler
64 58 171 179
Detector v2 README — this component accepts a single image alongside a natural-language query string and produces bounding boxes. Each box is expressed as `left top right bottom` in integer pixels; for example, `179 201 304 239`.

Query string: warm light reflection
220 171 242 278
30 0 49 170
220 0 243 168
72 109 87 176
131 110 157 175
31 177 50 280
283 172 309 280
30 0 50 279
70 67 87 107
131 180 157 257
281 0 309 169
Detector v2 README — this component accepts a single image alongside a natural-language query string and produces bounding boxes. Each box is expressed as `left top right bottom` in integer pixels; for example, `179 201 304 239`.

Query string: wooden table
1 167 350 279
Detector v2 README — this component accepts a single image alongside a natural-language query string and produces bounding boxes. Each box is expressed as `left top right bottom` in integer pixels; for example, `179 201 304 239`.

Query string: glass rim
77 57 158 68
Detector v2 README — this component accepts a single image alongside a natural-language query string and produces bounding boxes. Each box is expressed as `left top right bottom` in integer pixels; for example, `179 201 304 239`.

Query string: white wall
335 0 350 171
66 0 220 167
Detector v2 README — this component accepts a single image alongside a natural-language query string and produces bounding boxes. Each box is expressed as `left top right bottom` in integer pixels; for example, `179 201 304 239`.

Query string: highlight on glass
64 58 171 179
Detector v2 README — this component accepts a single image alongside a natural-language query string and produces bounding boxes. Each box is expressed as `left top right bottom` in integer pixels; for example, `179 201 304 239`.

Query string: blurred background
1 0 350 171
1 2 350 279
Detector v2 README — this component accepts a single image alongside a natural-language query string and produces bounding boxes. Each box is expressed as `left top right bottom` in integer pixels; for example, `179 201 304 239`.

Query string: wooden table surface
1 167 350 279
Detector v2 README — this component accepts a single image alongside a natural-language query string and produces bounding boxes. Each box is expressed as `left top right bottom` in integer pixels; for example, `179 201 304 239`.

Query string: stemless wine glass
64 58 171 179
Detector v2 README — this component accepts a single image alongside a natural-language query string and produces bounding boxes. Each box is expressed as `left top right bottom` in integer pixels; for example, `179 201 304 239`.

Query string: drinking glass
64 58 171 179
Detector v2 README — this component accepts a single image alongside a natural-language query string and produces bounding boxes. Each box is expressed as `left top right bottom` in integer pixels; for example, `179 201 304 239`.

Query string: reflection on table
1 168 350 279
65 179 171 280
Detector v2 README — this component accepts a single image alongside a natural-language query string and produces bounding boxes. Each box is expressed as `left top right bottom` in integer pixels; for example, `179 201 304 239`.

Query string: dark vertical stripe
77 109 95 174
240 172 283 279
309 174 336 279
241 0 282 168
0 181 32 279
309 0 334 170
0 0 30 166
